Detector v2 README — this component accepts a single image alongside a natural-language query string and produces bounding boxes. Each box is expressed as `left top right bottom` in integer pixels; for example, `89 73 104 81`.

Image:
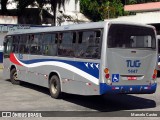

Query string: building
54 0 90 26
0 0 89 64
0 0 89 26
108 1 160 34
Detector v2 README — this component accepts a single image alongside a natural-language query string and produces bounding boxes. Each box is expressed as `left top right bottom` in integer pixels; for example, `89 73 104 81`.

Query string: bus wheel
10 68 20 85
49 75 62 99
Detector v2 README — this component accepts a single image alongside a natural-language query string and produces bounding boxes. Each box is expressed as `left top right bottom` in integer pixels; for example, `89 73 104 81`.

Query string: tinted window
58 32 76 57
108 24 156 49
42 33 57 56
30 34 42 55
76 30 101 59
158 39 160 54
19 35 29 54
4 36 13 54
12 36 19 53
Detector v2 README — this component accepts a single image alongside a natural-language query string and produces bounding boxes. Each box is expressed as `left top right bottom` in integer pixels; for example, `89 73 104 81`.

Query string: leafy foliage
1 0 124 24
80 0 124 21
0 0 8 14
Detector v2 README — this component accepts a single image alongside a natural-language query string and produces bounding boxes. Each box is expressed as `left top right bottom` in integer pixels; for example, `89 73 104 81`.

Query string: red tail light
104 68 110 79
152 69 157 80
105 74 110 79
152 74 156 79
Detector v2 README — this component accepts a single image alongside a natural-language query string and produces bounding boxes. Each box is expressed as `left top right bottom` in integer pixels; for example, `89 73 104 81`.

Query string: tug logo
126 60 141 68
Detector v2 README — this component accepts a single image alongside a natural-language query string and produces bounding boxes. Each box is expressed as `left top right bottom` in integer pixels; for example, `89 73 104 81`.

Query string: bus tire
49 75 62 99
10 68 20 85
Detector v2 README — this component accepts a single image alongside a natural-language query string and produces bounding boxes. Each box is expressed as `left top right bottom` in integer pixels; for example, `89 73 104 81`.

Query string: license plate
127 76 137 80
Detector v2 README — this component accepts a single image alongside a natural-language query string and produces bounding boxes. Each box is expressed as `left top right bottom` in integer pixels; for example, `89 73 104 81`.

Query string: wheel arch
10 65 17 72
10 64 20 85
48 71 62 89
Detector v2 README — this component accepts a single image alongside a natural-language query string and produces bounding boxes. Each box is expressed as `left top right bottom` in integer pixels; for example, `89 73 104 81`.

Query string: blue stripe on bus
100 83 157 94
0 52 3 63
20 59 100 79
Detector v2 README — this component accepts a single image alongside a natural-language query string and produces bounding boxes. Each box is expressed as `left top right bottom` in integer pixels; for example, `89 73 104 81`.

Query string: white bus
3 21 157 98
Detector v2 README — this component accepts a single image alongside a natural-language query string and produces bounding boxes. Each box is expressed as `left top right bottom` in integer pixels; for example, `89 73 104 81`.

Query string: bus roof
6 21 154 35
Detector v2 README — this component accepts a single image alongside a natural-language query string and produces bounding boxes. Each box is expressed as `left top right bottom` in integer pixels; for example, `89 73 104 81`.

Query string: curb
0 64 3 70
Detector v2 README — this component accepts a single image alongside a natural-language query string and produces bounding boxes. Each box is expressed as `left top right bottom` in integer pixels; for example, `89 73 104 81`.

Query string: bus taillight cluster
104 68 112 85
152 69 157 80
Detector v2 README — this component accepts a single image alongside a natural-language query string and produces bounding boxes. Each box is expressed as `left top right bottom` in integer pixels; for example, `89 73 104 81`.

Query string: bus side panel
27 65 74 89
13 54 28 82
65 60 100 95
61 75 99 95
26 55 49 87
10 54 100 95
3 57 10 80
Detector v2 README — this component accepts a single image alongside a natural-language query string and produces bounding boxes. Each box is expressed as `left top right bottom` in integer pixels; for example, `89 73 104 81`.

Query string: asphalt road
0 69 160 119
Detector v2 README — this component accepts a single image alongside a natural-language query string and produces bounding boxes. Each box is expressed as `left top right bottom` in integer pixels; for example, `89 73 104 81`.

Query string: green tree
80 0 124 21
31 0 50 24
0 0 8 14
128 0 137 4
15 0 35 13
80 0 100 21
110 0 124 17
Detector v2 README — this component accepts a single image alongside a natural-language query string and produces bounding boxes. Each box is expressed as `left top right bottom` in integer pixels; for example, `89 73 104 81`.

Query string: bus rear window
108 24 156 49
158 39 160 54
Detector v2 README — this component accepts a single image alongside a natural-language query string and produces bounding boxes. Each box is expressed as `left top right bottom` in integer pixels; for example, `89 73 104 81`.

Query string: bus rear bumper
100 83 157 95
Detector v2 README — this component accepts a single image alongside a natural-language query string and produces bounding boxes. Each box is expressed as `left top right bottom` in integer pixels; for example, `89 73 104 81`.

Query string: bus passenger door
15 35 29 82
3 36 12 79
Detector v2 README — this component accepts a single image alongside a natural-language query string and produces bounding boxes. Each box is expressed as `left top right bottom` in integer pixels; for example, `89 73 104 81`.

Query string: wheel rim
51 80 57 94
13 72 18 80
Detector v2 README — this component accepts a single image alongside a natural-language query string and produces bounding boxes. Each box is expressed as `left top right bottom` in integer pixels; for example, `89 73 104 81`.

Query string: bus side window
4 36 13 55
73 32 76 43
75 32 83 57
30 34 42 55
49 33 57 56
25 35 30 53
42 33 57 56
29 34 34 54
55 34 58 44
78 32 83 43
59 33 63 44
76 31 86 57
95 30 101 58
19 35 29 54
158 39 160 54
58 32 75 57
12 35 19 53
76 30 101 59
95 31 101 44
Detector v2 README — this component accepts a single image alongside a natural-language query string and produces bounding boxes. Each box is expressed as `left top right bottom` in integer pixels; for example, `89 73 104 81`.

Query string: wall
107 11 160 24
0 16 17 24
55 0 89 26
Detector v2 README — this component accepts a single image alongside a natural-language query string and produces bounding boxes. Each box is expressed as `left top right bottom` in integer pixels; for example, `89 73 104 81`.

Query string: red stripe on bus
10 53 23 66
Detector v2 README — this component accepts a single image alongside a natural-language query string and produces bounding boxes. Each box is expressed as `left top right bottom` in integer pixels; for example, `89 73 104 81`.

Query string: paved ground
0 69 159 119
